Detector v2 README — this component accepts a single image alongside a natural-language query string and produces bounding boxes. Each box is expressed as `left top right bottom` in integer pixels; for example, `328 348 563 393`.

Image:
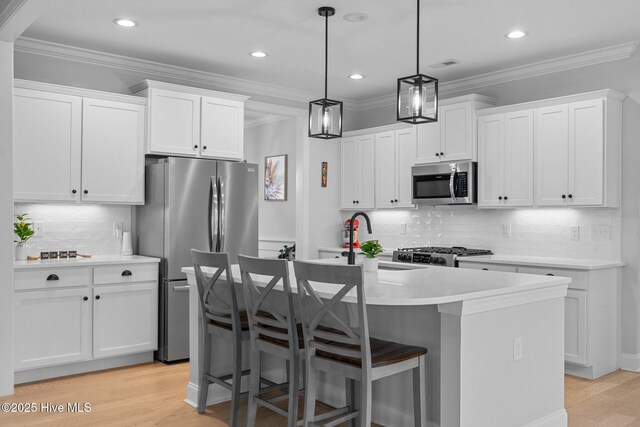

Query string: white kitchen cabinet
13 80 147 204
133 80 248 160
458 262 516 272
81 98 146 204
93 282 158 358
375 127 417 208
13 88 82 202
14 287 92 370
478 110 534 207
564 289 588 366
415 95 496 164
340 134 375 209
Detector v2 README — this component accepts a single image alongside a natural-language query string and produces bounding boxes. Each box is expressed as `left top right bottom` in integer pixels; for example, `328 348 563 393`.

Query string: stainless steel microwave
411 161 477 205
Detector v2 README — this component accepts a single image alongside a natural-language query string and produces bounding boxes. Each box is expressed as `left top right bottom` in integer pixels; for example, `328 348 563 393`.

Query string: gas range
391 246 493 267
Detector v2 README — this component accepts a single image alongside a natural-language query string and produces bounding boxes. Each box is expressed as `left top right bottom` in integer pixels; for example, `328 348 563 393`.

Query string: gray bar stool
192 250 274 426
238 255 304 427
293 260 428 427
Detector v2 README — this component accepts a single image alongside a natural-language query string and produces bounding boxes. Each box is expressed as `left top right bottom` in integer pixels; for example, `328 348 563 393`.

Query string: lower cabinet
564 289 587 366
14 288 92 370
14 262 159 376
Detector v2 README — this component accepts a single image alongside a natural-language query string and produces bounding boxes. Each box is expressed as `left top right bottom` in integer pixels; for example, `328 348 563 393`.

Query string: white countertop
182 258 569 306
457 255 624 270
14 255 160 270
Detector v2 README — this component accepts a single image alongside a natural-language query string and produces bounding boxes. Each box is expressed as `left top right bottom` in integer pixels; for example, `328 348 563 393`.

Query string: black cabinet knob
562 194 566 199
95 295 101 300
394 199 398 203
84 190 88 194
83 296 88 301
194 145 198 149
390 199 394 203
482 268 489 271
435 152 440 157
352 200 356 204
504 196 508 200
121 270 132 277
356 200 359 204
568 194 573 199
498 196 503 200
203 146 207 150
46 274 59 281
440 152 444 156
72 189 77 194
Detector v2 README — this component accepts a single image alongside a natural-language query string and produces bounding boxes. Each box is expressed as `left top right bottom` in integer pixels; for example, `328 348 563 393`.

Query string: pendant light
397 0 438 124
309 6 343 139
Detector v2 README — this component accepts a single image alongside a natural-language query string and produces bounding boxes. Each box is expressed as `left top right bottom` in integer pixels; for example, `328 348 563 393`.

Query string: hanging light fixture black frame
397 0 439 124
309 6 343 139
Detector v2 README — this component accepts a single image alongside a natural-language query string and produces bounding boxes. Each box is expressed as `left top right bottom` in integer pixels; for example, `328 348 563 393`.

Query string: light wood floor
1 362 639 426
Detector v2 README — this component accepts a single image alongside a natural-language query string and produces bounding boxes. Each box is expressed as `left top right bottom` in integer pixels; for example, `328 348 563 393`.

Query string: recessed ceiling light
506 30 528 39
113 18 138 28
349 74 365 80
251 51 267 58
343 13 368 22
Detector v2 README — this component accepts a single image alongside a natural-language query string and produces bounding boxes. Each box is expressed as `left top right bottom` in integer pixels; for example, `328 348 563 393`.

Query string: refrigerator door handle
218 176 226 252
209 176 219 252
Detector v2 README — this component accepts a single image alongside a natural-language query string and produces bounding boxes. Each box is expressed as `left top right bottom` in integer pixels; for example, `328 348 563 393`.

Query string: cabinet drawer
93 264 158 285
517 266 585 290
458 262 517 272
15 267 91 291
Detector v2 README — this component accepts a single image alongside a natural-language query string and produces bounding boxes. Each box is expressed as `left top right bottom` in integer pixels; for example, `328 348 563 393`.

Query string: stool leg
303 359 317 427
246 346 261 427
197 331 212 413
345 378 356 427
359 377 372 427
413 355 427 427
287 355 300 427
229 333 243 427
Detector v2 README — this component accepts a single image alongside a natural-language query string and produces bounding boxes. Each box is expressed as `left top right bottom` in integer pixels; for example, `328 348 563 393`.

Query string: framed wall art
264 154 287 201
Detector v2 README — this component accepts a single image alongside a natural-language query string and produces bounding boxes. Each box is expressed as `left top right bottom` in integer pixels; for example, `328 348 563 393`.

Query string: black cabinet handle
394 199 398 203
498 196 503 200
435 152 440 157
482 268 489 271
440 152 444 156
121 270 132 277
504 196 508 200
546 273 554 276
194 145 198 149
356 200 359 204
390 199 394 203
352 200 356 204
562 194 566 199
46 274 59 281
83 190 88 194
83 296 88 301
72 189 77 194
568 194 573 199
203 146 207 150
95 295 101 300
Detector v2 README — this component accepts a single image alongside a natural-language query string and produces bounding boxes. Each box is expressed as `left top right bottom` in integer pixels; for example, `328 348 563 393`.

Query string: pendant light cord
416 0 420 75
324 12 329 100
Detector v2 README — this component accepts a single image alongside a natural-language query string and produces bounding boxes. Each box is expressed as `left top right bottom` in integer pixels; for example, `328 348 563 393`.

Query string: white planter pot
15 243 29 261
363 257 378 272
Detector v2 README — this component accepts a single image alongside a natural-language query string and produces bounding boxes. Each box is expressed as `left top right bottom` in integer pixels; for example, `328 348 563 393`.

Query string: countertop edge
457 256 624 270
14 255 161 270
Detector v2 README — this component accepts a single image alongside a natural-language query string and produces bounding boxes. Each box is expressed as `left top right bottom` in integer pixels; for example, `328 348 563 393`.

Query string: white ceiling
20 0 640 103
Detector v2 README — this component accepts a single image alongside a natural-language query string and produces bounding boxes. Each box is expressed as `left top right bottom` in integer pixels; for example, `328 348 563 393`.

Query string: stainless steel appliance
412 161 477 204
392 246 493 267
136 157 258 362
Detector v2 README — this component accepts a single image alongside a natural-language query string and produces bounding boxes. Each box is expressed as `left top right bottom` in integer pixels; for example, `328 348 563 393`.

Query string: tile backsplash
352 206 621 260
14 204 132 256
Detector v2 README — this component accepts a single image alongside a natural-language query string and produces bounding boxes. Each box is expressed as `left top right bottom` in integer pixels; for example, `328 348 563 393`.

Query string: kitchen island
183 260 570 426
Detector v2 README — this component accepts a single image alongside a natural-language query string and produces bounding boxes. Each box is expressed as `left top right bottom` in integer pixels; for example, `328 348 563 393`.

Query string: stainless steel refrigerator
136 157 258 362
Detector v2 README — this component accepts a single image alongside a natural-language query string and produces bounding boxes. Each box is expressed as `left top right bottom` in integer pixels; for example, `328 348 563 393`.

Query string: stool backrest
293 260 371 368
191 249 240 331
238 255 298 349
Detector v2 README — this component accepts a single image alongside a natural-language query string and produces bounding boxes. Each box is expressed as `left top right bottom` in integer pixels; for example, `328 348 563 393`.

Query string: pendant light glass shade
309 6 343 139
397 0 439 124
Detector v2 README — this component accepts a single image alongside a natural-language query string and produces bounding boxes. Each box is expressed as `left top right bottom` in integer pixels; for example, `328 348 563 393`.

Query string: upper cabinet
340 134 375 210
415 94 496 164
375 127 416 209
132 80 248 161
13 81 146 204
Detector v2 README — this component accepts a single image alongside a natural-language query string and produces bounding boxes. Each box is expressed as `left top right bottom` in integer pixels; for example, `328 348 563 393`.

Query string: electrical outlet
591 224 611 241
400 223 407 236
514 336 523 361
33 222 43 238
570 225 580 241
502 224 512 238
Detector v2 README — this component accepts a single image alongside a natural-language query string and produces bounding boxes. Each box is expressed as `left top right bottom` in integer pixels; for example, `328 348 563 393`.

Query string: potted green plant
14 213 34 261
359 240 383 272
277 244 295 261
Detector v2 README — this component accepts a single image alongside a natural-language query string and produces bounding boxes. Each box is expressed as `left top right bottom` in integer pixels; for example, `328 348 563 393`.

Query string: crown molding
14 78 147 104
355 41 639 111
14 37 360 110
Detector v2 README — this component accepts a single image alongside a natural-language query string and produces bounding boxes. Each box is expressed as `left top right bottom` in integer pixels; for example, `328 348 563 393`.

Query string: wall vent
430 59 460 68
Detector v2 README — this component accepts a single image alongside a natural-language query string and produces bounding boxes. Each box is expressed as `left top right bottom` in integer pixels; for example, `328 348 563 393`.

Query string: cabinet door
81 98 146 204
93 282 158 358
148 88 200 156
415 115 440 164
477 114 504 207
375 131 396 209
14 288 91 370
564 289 588 366
340 138 359 209
358 136 376 209
457 262 517 272
440 102 472 161
395 127 417 208
13 89 82 202
503 110 534 207
535 105 569 206
569 100 604 206
200 96 244 160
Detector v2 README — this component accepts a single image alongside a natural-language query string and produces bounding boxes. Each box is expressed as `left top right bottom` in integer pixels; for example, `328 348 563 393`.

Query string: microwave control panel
455 172 468 197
